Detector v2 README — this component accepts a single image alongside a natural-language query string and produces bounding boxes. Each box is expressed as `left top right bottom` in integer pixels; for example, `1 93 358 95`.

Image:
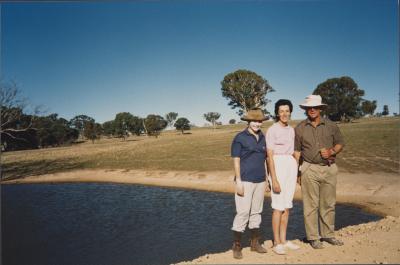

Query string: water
2 183 381 265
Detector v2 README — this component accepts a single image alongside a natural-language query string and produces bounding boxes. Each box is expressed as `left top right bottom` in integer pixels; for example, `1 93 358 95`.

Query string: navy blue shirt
231 129 267 183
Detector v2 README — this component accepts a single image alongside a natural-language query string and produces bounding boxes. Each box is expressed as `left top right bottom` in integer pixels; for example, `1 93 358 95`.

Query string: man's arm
293 151 301 165
321 123 345 159
293 151 302 185
294 126 302 185
320 143 343 158
330 144 343 156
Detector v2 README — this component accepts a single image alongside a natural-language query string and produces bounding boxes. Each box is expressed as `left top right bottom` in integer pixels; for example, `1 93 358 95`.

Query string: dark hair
274 99 293 122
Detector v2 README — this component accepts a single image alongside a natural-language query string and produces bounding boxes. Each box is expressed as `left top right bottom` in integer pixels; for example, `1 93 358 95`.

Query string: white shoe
272 244 286 255
283 241 300 250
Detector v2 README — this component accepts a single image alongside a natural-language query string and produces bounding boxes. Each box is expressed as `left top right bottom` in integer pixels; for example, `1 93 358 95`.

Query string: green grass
2 117 399 179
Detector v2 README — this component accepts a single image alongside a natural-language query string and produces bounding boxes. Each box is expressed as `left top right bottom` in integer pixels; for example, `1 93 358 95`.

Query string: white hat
299 95 327 109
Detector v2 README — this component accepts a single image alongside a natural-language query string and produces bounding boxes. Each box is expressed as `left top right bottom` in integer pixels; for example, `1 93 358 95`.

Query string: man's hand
297 176 301 186
297 169 301 186
320 148 334 159
235 180 244 196
272 180 281 193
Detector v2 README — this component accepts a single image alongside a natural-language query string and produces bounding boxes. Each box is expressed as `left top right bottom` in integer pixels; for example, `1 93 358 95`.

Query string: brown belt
307 161 335 167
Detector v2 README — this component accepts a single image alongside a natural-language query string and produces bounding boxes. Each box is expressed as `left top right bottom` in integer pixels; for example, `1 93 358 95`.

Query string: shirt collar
244 128 264 137
306 117 326 126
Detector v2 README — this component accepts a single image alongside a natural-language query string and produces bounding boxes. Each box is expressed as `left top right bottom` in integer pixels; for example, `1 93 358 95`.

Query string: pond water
2 183 381 265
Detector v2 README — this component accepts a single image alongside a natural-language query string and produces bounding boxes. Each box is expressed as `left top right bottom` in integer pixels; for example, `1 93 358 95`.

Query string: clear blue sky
2 0 398 126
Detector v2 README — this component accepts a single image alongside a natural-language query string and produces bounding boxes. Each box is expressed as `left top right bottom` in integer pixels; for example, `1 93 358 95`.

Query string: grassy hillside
2 117 399 179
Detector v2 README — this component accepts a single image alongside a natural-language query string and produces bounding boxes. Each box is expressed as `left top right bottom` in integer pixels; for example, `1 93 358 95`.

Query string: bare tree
0 81 43 144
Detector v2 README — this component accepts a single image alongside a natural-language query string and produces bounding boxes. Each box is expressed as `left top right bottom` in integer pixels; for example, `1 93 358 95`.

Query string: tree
313 76 365 122
361 100 377 116
129 115 143 136
69 115 95 138
114 112 133 139
174 117 191 134
1 81 41 147
143 114 167 137
84 121 102 143
382 105 389 116
221 69 274 116
102 120 115 137
203 112 221 129
165 112 178 128
0 81 81 151
33 114 79 148
229 119 236 124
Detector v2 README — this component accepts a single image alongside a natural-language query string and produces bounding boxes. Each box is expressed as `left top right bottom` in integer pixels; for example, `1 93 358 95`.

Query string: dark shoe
250 229 267 253
232 241 243 259
250 238 267 253
232 231 243 259
310 239 324 249
321 237 344 246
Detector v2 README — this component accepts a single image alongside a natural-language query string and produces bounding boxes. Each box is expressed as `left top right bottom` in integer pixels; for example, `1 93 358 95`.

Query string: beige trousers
301 162 338 240
232 181 266 232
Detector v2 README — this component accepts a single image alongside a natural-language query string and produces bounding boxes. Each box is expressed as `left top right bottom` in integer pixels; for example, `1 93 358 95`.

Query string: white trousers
268 155 298 211
232 181 266 232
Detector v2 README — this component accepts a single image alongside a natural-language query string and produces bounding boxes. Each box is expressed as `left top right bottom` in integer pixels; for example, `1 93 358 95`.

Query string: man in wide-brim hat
230 108 270 259
294 95 345 249
299 94 327 110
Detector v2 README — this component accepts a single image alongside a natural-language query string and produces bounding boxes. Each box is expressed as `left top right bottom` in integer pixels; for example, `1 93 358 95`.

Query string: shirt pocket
256 144 266 153
322 132 335 147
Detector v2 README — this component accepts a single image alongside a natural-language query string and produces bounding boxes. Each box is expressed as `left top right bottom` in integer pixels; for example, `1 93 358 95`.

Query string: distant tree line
0 82 195 151
2 71 392 151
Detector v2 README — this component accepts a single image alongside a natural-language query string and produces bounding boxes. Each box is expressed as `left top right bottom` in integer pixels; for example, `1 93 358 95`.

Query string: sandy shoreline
2 169 400 264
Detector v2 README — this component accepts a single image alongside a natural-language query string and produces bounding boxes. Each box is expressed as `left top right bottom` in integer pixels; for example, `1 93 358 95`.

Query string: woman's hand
235 180 244 196
272 180 281 193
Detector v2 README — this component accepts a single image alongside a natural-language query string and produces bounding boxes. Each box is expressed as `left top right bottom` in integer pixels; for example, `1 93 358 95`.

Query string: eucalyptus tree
314 76 365 122
165 112 178 128
143 114 168 137
174 117 191 134
221 69 274 116
361 100 377 116
203 112 221 129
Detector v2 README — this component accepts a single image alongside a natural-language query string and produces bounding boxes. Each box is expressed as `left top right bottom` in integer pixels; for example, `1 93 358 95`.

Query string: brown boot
250 229 267 253
232 231 243 259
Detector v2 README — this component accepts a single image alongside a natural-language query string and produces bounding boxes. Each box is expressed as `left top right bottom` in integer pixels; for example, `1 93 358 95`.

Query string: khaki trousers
232 181 266 232
301 162 338 240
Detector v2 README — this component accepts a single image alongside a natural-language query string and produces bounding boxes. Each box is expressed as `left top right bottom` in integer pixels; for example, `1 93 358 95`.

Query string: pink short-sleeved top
266 122 295 155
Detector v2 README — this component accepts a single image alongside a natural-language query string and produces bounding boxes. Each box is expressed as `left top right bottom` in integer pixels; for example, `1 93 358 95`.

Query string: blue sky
2 0 398 126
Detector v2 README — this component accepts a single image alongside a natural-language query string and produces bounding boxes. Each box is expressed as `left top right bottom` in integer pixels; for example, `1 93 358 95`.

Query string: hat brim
240 117 269 121
299 104 327 110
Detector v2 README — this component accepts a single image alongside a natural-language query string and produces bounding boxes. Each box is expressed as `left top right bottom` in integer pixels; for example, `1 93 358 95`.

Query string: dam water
2 183 381 265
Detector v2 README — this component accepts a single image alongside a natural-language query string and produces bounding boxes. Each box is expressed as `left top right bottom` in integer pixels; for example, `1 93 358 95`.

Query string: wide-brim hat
299 95 327 110
240 109 269 121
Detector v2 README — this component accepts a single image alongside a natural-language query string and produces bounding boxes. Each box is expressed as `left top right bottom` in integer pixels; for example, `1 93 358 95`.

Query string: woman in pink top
266 99 300 255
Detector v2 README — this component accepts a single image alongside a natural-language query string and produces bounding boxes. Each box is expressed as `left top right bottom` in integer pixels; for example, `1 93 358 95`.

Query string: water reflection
2 183 381 265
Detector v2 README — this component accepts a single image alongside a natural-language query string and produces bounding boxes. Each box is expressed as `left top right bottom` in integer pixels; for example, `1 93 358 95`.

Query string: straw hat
299 95 327 110
240 109 269 121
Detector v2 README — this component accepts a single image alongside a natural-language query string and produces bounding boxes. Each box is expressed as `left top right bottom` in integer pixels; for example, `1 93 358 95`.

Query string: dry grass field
2 117 399 180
